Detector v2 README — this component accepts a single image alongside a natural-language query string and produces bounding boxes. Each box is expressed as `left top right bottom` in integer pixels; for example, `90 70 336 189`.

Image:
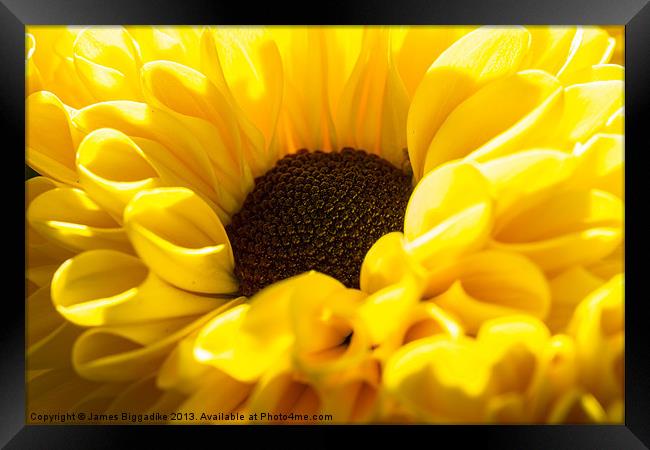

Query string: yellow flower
26 25 623 424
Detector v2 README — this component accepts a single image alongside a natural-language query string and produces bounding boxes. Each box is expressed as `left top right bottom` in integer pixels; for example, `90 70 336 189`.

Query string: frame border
5 0 649 447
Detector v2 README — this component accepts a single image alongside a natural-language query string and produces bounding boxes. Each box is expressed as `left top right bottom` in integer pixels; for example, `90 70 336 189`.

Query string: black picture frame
5 0 648 447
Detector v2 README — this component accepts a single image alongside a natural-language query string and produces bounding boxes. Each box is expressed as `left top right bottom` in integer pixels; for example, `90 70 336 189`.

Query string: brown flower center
226 148 412 296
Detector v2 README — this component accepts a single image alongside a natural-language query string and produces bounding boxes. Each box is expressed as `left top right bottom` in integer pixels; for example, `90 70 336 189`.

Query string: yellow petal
423 70 563 172
194 271 342 382
552 80 624 145
72 101 228 220
369 299 463 364
27 26 94 108
209 28 284 152
157 328 223 395
336 29 410 167
321 359 381 423
104 374 185 417
404 162 493 270
384 335 493 422
27 187 132 253
567 274 624 405
199 28 274 177
72 307 226 382
586 243 623 280
548 389 608 423
396 26 473 97
26 91 81 185
571 133 624 198
27 368 103 414
140 60 255 204
525 26 577 75
26 284 65 350
360 231 428 294
126 26 196 66
76 128 162 222
26 33 43 95
26 178 76 286
358 275 421 346
73 27 142 101
491 189 623 272
175 370 253 423
559 63 624 85
477 315 550 393
557 27 615 78
547 266 605 333
276 28 337 153
123 187 238 294
407 26 531 179
246 359 323 423
52 249 227 327
433 251 550 334
291 287 368 377
477 149 576 230
601 107 624 134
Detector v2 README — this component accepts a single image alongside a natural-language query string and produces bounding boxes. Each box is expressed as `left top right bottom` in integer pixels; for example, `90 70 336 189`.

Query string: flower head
26 25 623 424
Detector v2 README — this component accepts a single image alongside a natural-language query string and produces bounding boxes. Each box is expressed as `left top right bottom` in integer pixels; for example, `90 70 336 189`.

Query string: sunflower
25 26 624 424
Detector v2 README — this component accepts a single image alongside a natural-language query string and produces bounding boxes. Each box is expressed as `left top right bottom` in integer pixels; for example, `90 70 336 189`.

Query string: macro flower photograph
25 25 624 424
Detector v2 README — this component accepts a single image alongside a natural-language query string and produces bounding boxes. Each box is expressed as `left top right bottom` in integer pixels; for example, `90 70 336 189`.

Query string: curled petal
72 101 228 221
476 315 550 393
246 358 323 423
194 272 343 382
384 335 493 422
491 189 623 272
26 33 43 94
124 187 237 294
477 149 576 231
291 287 368 377
396 26 472 97
73 27 142 101
407 26 531 179
27 284 82 371
360 232 428 295
174 370 253 423
27 187 132 254
423 70 563 173
358 275 422 347
404 162 493 271
547 266 605 333
72 307 228 382
432 251 550 334
27 368 103 414
557 27 615 79
52 249 228 327
26 177 75 286
571 133 624 198
559 63 624 85
525 27 577 75
369 299 463 363
76 128 162 221
26 91 81 185
104 374 186 417
321 358 382 423
567 274 624 406
140 60 255 204
547 389 608 423
552 80 623 145
157 328 225 395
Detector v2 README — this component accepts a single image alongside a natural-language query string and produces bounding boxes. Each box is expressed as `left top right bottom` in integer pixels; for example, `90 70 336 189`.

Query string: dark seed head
226 148 412 297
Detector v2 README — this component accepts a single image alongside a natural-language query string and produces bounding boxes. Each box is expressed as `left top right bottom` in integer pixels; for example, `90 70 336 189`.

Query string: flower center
226 148 413 296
